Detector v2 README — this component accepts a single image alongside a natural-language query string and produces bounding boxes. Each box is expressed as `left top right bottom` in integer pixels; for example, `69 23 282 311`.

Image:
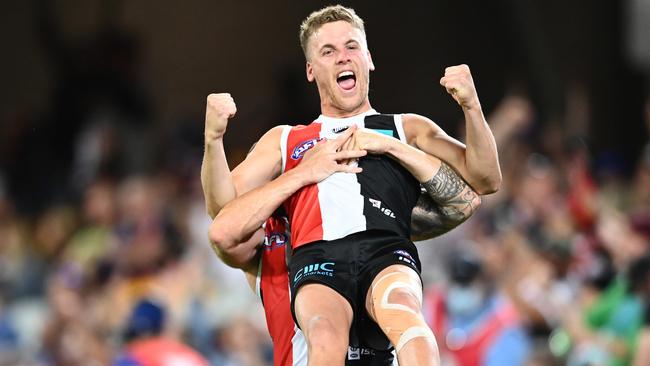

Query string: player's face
306 21 375 117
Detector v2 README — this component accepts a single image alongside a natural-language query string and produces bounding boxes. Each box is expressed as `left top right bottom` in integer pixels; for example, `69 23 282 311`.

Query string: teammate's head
299 5 375 117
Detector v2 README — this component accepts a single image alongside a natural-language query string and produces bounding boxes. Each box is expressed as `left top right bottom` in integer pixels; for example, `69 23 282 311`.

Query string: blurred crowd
417 92 650 366
1 85 649 365
0 125 272 365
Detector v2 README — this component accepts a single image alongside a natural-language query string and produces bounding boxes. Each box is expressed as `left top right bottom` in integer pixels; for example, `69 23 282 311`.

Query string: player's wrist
286 165 316 187
383 137 406 157
204 131 225 144
461 99 482 112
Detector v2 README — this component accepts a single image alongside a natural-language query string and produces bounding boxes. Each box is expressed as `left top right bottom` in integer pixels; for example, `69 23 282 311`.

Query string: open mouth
337 71 356 91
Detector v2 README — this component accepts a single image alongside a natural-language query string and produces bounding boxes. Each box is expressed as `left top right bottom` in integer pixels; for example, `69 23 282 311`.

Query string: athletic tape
395 326 436 353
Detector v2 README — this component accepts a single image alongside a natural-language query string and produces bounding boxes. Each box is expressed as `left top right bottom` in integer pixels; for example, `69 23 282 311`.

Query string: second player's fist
205 93 237 140
439 64 480 110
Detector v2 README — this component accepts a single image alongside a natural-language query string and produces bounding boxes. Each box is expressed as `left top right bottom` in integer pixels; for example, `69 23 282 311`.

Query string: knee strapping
370 271 436 353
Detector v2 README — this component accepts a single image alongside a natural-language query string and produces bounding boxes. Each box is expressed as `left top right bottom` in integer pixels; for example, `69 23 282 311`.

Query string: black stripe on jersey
357 115 420 238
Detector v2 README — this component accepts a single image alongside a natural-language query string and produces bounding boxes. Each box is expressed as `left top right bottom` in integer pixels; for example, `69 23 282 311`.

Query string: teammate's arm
410 166 481 241
201 93 283 218
402 65 501 195
209 127 366 268
348 128 480 241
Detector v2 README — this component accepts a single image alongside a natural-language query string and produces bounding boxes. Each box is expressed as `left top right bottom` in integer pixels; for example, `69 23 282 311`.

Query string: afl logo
264 232 287 249
291 138 321 160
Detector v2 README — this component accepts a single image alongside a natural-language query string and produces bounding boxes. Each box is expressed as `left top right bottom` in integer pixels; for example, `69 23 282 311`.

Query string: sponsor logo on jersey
291 138 322 160
263 232 287 250
293 262 335 282
332 126 350 134
368 198 396 218
347 347 377 360
394 249 415 266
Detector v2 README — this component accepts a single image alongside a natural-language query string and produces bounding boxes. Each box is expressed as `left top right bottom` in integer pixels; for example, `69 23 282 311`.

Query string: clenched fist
205 93 237 140
439 64 480 110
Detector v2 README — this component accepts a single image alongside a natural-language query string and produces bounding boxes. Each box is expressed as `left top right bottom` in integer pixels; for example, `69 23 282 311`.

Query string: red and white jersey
256 216 307 366
280 110 421 249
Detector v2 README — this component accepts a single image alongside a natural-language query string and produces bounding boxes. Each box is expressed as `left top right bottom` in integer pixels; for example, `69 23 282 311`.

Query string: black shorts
289 230 422 351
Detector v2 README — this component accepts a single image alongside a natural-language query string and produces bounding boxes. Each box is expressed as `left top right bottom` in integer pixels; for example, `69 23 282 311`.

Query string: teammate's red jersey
257 216 307 366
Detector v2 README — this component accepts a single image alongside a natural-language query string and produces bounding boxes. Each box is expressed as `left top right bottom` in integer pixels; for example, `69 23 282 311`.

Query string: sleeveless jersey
256 216 307 366
280 110 421 249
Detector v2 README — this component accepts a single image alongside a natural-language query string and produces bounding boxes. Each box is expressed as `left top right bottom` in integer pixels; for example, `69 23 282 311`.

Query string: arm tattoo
422 163 465 203
411 163 481 241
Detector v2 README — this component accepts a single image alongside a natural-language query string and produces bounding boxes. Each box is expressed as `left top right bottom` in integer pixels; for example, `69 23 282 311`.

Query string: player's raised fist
439 64 480 110
205 93 237 140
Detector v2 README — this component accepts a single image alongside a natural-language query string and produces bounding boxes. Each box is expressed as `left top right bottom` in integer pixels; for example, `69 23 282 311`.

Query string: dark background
1 0 648 213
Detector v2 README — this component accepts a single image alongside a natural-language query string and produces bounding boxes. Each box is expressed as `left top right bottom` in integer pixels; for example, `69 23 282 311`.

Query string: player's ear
367 50 375 71
306 62 315 82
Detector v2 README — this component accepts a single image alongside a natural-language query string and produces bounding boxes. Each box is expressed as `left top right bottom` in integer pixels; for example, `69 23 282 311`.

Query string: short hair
299 5 366 60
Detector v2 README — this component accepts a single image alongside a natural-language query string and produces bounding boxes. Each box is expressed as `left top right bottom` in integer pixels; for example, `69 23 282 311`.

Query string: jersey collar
315 109 379 125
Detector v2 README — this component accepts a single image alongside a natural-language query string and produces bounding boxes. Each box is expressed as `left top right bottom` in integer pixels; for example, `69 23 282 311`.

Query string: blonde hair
299 5 366 60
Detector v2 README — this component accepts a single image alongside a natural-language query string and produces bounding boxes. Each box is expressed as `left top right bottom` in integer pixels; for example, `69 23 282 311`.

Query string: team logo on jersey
293 262 334 282
394 250 415 266
291 138 322 160
263 232 287 249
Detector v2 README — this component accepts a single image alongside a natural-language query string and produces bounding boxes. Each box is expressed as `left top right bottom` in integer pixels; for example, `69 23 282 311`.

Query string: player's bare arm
201 93 285 218
348 127 481 240
410 163 481 241
402 64 502 195
201 93 238 218
208 126 366 268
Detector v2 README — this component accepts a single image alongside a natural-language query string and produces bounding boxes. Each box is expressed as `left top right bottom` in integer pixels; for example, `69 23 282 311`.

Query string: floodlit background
0 0 649 365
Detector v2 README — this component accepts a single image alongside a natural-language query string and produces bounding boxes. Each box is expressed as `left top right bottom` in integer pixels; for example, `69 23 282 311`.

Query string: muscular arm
202 126 285 268
402 65 501 195
410 163 481 241
350 128 481 241
200 94 283 218
201 126 284 218
201 137 235 218
209 128 366 268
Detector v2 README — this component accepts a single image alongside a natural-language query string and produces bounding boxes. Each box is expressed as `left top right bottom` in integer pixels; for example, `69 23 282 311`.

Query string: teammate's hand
298 125 367 184
347 128 393 156
439 64 480 110
205 93 237 141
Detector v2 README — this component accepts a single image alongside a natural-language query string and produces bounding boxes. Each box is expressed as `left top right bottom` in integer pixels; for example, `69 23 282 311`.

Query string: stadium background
0 0 649 365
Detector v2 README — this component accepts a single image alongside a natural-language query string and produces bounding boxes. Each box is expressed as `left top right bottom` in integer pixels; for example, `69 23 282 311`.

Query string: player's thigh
365 264 423 321
295 282 354 338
